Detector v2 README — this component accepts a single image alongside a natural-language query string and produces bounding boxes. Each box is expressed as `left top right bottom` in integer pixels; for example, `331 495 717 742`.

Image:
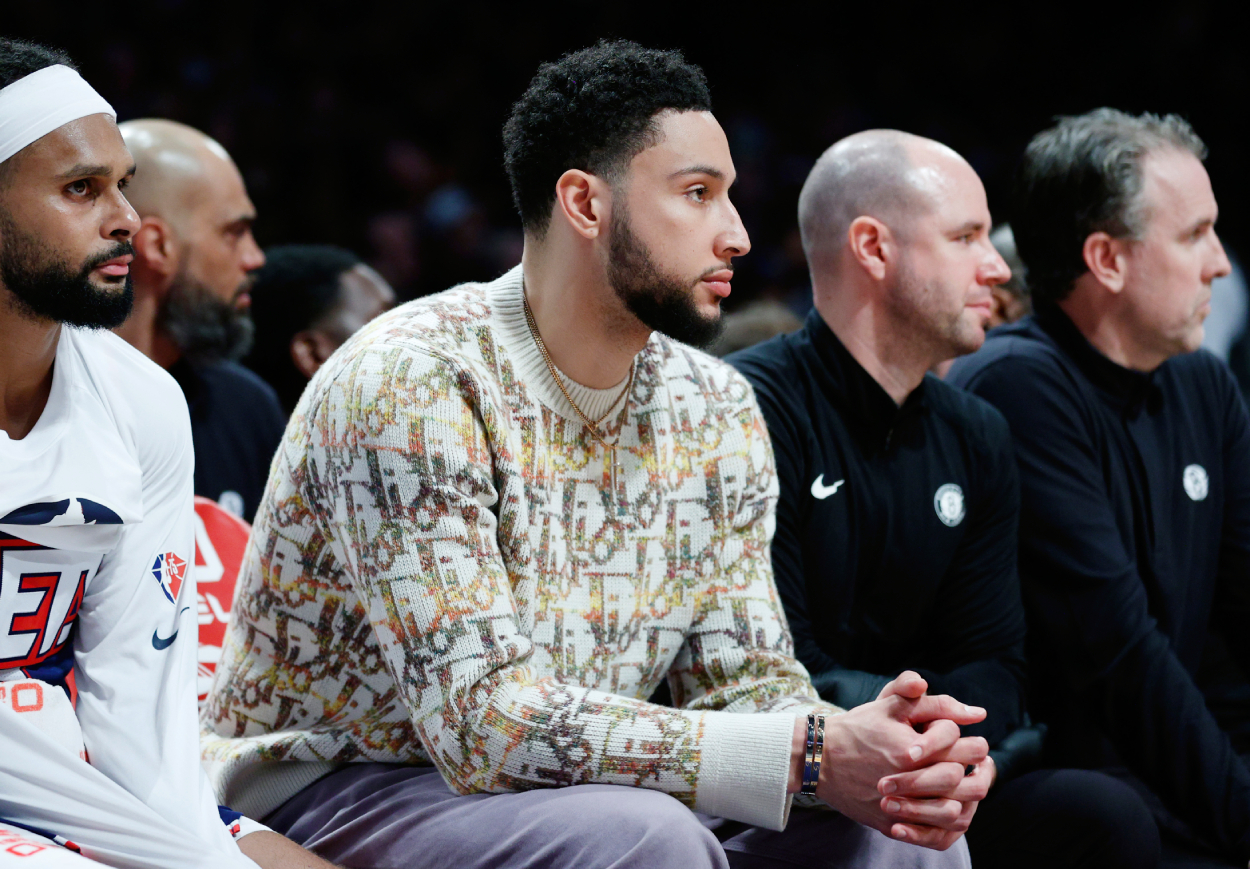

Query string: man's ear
131 217 179 284
846 216 893 281
289 330 336 379
1082 231 1129 293
553 169 610 240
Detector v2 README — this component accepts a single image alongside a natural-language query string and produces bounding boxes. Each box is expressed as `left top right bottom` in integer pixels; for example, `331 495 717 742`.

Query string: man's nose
1208 232 1232 282
717 202 751 260
241 232 265 272
108 192 141 239
981 250 1012 286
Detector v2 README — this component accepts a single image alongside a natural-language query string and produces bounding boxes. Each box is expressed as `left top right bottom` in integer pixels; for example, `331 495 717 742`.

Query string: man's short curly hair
0 38 75 89
502 40 712 236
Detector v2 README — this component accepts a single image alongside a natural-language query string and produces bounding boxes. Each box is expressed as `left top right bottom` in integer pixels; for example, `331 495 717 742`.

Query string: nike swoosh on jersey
152 607 190 650
811 475 846 499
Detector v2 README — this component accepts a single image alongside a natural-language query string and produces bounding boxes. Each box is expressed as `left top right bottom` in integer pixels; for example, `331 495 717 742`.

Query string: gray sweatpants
264 764 971 869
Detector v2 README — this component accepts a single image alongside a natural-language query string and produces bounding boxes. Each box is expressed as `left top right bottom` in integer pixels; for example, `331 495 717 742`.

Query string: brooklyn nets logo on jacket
934 483 966 527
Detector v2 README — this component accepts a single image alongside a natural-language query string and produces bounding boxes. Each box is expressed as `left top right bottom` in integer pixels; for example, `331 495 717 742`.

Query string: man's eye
687 186 708 203
68 180 91 196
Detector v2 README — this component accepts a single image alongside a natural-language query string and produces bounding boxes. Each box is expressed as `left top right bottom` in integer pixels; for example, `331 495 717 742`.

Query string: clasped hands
789 670 994 850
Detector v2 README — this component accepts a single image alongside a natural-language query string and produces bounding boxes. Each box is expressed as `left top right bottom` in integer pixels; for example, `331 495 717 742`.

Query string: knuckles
966 736 989 757
960 776 991 802
892 746 916 768
932 766 964 792
934 799 963 824
927 719 960 743
884 797 963 826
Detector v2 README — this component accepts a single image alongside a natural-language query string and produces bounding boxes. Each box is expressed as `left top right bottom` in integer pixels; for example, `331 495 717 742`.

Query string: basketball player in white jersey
0 38 335 869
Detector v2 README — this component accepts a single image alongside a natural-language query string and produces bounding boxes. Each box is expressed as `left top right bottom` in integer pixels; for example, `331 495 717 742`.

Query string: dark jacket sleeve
1213 367 1250 677
910 406 1028 746
236 369 287 521
962 353 1250 862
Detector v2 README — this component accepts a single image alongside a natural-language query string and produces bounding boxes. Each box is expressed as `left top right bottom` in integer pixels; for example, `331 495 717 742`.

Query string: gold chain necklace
522 289 636 500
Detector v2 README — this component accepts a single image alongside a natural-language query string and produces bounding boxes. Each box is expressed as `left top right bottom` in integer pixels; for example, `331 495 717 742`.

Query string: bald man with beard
728 131 1159 868
113 120 284 520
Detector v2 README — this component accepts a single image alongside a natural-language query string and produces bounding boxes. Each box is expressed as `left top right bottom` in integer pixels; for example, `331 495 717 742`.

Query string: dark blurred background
6 1 1245 313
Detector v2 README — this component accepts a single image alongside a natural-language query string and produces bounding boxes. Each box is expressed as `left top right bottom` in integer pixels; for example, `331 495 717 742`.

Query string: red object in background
192 497 250 705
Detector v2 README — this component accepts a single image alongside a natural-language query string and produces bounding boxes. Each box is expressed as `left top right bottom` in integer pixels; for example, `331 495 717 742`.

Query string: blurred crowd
8 3 1244 316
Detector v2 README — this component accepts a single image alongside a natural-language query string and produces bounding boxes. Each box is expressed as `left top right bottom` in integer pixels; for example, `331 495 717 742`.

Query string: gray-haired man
950 108 1249 866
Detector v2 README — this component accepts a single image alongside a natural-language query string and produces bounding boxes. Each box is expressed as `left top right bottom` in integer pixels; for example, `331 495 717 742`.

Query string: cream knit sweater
201 266 835 829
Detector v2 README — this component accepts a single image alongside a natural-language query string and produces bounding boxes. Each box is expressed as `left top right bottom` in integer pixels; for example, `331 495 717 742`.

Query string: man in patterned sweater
203 41 993 869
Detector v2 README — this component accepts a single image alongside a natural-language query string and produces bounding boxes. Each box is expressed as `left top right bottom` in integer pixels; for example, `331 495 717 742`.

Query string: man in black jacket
111 119 284 521
949 109 1248 867
731 130 1157 868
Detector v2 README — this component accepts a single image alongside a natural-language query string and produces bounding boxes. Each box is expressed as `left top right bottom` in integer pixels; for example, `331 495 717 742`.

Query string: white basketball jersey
0 327 258 869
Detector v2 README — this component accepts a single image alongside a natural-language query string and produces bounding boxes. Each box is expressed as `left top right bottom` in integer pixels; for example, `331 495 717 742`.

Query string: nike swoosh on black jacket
728 309 1027 749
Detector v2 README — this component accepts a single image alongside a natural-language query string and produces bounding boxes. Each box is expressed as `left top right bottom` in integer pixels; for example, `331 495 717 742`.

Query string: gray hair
1013 108 1206 302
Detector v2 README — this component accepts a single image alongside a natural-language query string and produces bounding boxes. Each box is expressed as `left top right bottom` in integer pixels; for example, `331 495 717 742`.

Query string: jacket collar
804 308 929 450
1033 298 1158 412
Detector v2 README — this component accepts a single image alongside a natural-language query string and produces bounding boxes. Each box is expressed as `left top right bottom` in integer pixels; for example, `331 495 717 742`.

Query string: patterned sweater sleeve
667 373 844 820
670 378 828 714
304 345 808 830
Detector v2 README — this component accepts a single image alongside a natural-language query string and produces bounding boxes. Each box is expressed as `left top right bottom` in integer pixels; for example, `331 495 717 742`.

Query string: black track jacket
169 359 287 521
729 310 1027 748
949 301 1250 861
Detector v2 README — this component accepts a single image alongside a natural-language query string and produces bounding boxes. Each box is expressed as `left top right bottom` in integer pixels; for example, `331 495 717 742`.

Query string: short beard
890 257 983 361
159 269 254 365
0 209 134 330
606 201 724 349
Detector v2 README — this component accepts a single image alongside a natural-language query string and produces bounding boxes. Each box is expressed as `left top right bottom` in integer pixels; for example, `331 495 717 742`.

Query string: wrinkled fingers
879 796 965 830
878 761 966 799
877 670 927 701
949 757 994 802
904 718 960 766
935 734 989 767
906 693 987 727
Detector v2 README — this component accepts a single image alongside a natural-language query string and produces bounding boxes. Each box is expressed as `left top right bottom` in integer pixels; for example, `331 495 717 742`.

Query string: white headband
0 65 115 164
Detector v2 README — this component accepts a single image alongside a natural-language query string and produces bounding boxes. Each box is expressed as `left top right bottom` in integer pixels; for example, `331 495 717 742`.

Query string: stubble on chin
952 308 990 356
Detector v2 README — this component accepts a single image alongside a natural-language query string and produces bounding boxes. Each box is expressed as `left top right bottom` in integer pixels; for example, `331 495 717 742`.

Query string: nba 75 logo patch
152 551 187 603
